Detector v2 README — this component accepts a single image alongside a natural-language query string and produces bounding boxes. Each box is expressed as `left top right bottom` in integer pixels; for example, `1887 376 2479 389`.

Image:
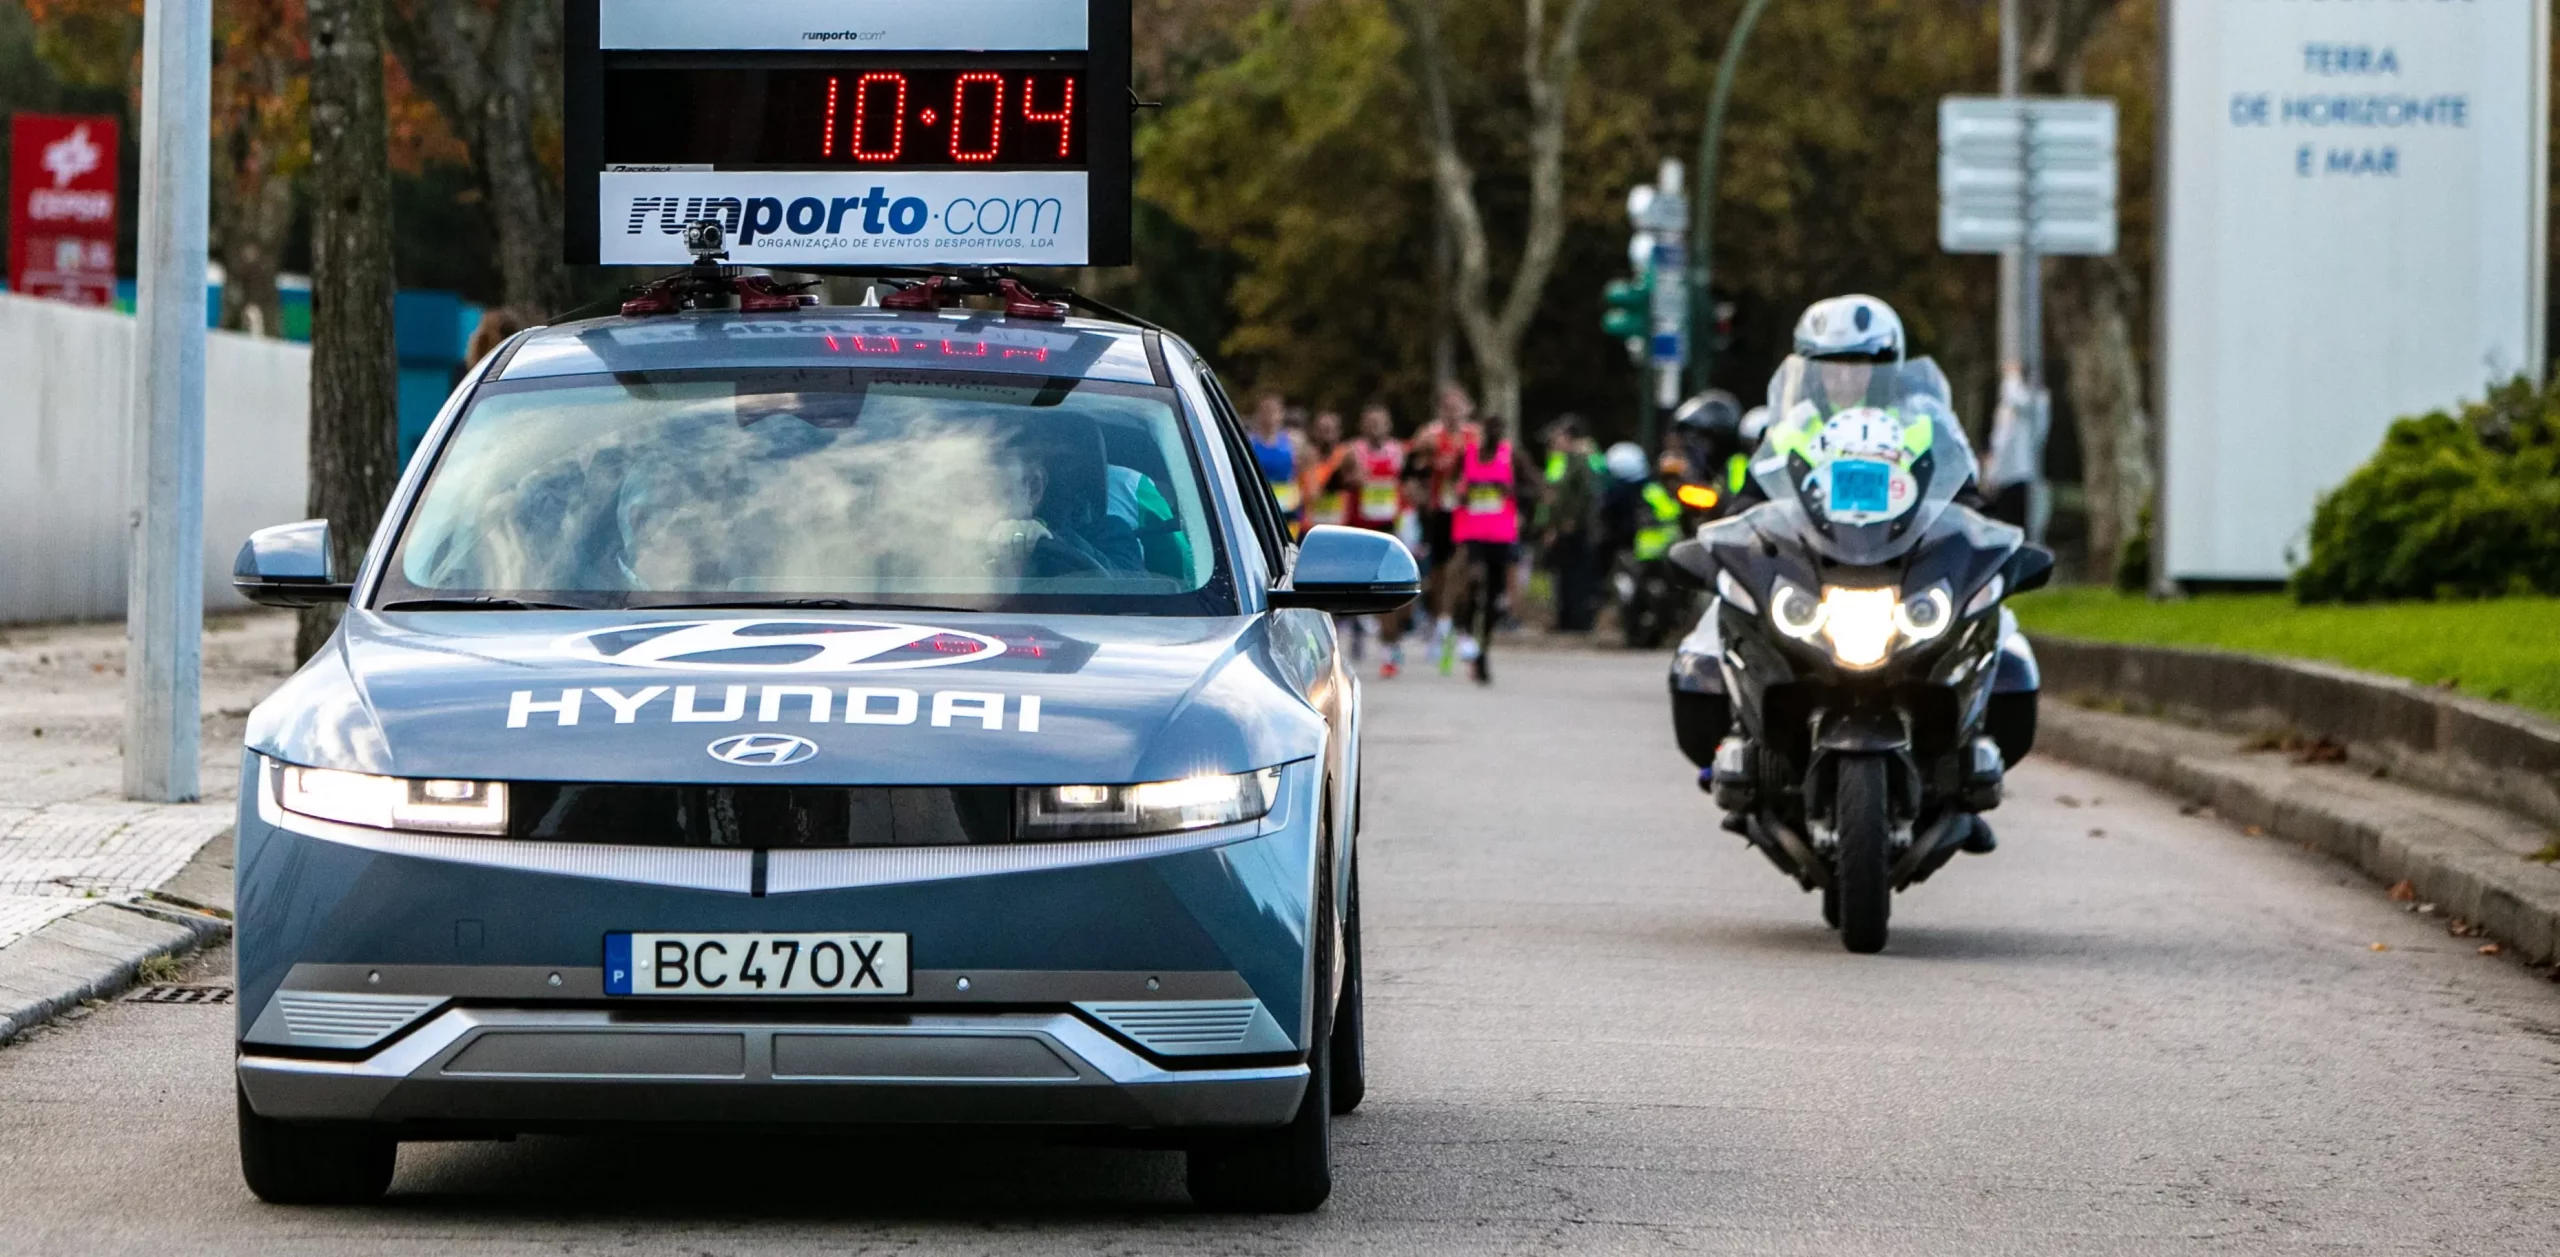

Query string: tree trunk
213 157 295 335
301 0 401 661
2055 257 2153 576
386 0 566 316
1398 0 1598 444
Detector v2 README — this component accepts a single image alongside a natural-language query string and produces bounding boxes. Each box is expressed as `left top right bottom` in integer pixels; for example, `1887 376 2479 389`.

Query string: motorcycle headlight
1817 587 1900 669
276 763 509 835
1895 585 1954 643
1770 580 1825 639
1019 767 1283 840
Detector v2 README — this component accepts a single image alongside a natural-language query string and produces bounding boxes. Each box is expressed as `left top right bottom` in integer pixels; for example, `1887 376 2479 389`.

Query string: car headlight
1018 767 1283 840
276 763 509 835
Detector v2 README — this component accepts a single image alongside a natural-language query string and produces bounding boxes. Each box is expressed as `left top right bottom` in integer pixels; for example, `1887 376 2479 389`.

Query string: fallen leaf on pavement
2477 943 2502 956
2087 828 2106 838
2056 795 2082 808
2387 880 2416 902
2370 942 2390 952
2243 825 2265 837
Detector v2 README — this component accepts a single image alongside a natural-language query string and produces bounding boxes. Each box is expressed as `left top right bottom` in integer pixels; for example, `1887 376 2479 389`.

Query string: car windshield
379 367 1232 614
1749 354 1977 566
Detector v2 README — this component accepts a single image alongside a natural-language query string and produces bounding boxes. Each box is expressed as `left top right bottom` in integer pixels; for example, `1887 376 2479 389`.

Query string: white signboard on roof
2160 0 2548 581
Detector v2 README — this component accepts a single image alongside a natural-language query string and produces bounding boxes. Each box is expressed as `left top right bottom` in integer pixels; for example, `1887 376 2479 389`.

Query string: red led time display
603 64 1087 170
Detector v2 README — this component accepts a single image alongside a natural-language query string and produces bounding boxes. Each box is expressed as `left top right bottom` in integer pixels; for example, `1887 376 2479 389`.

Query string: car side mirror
1663 538 1715 591
233 520 352 608
2006 544 2055 595
1271 525 1420 615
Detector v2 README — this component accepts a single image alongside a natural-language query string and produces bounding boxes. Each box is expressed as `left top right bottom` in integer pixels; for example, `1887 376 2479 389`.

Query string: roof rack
590 220 1162 331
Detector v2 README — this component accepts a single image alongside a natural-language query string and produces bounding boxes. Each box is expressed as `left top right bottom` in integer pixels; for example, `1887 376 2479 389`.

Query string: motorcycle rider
1674 293 1997 852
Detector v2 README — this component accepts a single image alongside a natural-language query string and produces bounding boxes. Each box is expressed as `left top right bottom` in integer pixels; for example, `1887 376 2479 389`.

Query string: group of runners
1246 384 1538 684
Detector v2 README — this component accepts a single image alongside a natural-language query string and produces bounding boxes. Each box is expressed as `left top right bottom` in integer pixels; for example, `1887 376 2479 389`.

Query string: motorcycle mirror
2007 544 2056 595
1664 538 1716 591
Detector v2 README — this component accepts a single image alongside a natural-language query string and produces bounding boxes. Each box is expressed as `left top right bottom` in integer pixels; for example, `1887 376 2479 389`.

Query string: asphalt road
2 647 2555 1255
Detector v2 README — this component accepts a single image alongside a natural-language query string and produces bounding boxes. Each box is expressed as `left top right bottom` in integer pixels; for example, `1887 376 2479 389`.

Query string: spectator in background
1539 413 1602 632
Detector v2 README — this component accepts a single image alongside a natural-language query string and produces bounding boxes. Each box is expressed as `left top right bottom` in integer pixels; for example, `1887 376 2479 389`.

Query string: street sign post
124 0 210 803
1938 96 2118 257
1938 95 2117 543
7 114 120 306
563 0 1132 267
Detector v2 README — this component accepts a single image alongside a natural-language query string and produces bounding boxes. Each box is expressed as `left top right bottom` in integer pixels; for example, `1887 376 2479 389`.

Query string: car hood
247 610 1324 786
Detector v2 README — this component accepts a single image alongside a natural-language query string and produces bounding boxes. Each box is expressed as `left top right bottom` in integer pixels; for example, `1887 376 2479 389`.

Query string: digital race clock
565 0 1131 267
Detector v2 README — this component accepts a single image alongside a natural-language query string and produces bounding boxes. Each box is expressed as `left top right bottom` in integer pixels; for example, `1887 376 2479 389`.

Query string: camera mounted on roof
618 218 820 317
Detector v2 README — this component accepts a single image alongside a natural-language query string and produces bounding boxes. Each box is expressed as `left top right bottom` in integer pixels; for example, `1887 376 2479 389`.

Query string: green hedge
2291 374 2560 603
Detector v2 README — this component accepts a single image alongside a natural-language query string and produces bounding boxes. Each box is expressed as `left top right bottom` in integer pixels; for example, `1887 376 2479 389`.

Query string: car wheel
1328 854 1366 1115
237 1085 395 1204
1186 1025 1333 1212
1188 849 1337 1213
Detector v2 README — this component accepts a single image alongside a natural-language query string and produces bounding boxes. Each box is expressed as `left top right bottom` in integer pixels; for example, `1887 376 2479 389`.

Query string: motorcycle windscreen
1747 355 1979 567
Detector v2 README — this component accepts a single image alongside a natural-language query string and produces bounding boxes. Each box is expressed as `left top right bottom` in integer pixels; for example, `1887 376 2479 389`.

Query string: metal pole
1689 0 1776 396
2019 107 2049 544
1996 0 2021 370
123 0 211 803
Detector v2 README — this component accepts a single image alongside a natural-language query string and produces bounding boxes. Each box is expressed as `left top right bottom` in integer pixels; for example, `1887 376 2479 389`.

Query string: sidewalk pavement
2042 702 2560 970
0 612 297 1042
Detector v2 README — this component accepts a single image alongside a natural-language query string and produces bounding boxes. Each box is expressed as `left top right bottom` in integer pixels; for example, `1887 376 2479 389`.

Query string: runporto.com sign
563 0 1132 267
2159 0 2548 581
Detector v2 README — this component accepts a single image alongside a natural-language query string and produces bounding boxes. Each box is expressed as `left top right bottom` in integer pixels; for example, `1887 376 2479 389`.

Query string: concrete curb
0 897 229 1045
2040 704 2560 967
2032 635 2560 833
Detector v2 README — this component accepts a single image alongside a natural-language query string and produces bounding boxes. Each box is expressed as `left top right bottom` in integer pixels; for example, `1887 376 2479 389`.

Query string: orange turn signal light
1675 484 1720 510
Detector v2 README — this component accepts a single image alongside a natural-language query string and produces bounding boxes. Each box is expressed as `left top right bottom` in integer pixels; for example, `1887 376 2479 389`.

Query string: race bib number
1309 492 1350 525
1465 484 1507 515
1270 482 1302 512
1360 483 1401 517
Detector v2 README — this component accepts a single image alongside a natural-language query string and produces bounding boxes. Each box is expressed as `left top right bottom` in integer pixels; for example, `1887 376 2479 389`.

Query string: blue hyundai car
227 289 1415 1212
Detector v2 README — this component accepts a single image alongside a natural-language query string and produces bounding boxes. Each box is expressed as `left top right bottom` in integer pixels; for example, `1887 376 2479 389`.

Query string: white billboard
599 170 1089 266
2161 0 2548 581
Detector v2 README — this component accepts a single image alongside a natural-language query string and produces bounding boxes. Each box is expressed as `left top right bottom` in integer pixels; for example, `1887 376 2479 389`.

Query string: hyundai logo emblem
559 619 1006 674
706 733 819 767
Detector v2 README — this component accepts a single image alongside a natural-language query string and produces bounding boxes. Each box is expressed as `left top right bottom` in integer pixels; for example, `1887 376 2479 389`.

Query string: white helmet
1792 294 1904 362
1739 405 1772 445
1604 441 1648 482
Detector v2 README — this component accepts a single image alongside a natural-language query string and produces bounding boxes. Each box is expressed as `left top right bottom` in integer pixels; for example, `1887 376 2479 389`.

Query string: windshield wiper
637 598 978 614
378 597 587 611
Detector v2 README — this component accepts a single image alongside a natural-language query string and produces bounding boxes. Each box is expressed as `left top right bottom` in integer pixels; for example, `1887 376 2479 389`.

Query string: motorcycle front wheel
1833 756 1893 954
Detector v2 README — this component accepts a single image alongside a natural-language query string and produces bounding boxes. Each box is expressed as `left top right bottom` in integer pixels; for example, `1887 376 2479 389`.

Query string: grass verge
2010 588 2560 720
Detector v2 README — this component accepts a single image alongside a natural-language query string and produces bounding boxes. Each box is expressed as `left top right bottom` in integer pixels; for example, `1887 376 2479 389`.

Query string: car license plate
604 932 910 996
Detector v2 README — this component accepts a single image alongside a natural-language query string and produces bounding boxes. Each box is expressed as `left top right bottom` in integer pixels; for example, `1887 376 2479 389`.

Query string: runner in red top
1346 401 1411 676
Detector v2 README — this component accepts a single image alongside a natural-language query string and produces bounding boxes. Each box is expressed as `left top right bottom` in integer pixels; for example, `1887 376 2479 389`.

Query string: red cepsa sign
8 113 119 306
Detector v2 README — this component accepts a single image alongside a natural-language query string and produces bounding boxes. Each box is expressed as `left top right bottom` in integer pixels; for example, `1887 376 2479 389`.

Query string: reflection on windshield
382 370 1226 613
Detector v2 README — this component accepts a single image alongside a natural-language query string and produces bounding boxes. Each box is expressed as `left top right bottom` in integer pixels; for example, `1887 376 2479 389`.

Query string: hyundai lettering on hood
249 611 1319 788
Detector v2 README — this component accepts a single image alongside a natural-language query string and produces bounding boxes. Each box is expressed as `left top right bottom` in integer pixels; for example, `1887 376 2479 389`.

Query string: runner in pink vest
1445 431 1526 683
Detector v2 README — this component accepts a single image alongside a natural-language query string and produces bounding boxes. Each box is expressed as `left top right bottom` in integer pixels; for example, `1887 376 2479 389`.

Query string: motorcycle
1662 354 2049 953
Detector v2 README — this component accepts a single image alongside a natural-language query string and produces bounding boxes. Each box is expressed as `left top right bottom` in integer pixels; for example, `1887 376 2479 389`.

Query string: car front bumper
239 1004 1307 1130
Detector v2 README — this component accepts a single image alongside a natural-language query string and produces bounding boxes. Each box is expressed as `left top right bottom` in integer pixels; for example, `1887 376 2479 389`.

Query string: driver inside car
986 420 1146 576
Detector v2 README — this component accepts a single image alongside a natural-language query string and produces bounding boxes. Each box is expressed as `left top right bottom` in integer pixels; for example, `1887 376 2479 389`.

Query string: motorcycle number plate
1827 459 1892 515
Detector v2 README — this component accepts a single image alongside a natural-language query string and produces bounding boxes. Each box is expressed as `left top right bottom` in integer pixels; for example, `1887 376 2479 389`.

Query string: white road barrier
0 292 310 624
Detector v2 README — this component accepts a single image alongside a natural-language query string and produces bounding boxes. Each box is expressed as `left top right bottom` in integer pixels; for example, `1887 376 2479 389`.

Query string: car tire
237 1085 395 1204
1835 756 1893 955
1328 854 1366 1115
1188 845 1337 1213
1186 1028 1333 1212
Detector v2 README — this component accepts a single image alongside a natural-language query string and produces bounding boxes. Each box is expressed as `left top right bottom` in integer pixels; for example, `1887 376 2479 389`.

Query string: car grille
507 784 1017 848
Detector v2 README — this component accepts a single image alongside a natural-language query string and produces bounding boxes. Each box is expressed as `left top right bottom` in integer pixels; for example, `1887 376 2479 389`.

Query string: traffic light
1602 276 1651 340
